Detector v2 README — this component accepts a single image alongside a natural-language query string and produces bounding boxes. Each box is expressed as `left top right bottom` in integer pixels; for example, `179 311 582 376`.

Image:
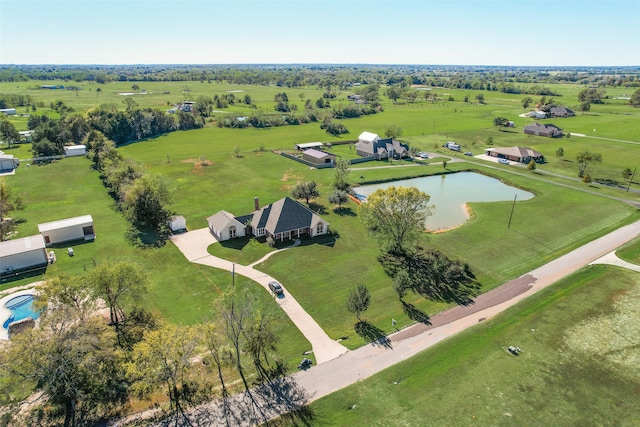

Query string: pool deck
0 288 37 340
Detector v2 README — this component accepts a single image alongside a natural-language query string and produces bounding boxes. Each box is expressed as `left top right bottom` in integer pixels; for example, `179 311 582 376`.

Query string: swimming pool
2 294 40 330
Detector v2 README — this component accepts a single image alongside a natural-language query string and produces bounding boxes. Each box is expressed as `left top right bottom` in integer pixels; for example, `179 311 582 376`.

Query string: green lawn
3 158 311 368
3 80 639 354
617 235 640 265
289 265 640 426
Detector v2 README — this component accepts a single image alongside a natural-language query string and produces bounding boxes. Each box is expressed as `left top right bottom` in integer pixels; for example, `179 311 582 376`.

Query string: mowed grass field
3 157 311 368
2 80 639 352
286 265 640 426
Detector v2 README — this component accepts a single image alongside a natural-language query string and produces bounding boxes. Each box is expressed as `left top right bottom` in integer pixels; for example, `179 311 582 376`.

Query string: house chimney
254 197 260 211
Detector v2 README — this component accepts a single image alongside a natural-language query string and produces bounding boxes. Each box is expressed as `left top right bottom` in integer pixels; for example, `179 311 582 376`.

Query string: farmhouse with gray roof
355 131 409 160
523 123 563 138
550 106 575 118
208 197 329 242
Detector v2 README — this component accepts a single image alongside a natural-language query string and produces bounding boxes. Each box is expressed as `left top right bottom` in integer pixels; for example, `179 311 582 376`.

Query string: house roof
550 106 574 115
38 215 93 233
251 197 326 235
358 131 380 143
303 148 332 159
265 197 314 234
296 142 323 150
207 210 242 230
0 235 46 257
524 123 561 131
490 146 543 158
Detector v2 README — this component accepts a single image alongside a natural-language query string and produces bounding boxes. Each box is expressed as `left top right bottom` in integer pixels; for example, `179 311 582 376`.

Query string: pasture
289 265 640 426
2 79 639 352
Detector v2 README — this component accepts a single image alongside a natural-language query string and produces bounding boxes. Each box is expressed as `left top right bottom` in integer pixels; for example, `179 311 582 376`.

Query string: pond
353 172 534 231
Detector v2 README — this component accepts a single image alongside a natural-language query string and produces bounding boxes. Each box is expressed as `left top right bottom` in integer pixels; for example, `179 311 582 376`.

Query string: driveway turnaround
171 229 348 364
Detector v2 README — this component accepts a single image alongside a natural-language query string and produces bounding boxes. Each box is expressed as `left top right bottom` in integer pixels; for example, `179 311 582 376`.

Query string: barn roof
0 235 46 257
37 215 93 233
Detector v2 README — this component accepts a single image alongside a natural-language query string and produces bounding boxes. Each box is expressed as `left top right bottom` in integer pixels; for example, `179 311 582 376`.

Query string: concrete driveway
171 228 348 364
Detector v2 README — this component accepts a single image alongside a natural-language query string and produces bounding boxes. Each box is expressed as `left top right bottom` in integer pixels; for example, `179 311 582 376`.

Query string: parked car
464 152 473 156
498 158 509 164
417 152 429 159
268 280 284 296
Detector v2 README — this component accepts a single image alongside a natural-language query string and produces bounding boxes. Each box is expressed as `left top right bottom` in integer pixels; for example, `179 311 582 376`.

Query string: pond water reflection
354 172 534 231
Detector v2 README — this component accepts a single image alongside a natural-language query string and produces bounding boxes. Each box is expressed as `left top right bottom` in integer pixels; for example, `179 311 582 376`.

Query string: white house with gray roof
208 197 329 242
355 131 409 160
207 211 247 241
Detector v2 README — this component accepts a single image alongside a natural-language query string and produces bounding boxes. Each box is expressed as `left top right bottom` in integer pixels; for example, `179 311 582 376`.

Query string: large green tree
333 159 351 191
291 181 320 205
345 284 371 321
630 89 640 107
0 179 25 241
0 118 20 148
122 173 173 233
2 277 127 427
129 324 204 425
384 124 403 139
360 186 433 254
576 151 602 177
88 262 149 348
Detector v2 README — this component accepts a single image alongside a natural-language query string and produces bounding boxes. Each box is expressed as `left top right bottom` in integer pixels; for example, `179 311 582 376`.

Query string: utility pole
231 262 235 287
508 194 517 229
627 167 637 192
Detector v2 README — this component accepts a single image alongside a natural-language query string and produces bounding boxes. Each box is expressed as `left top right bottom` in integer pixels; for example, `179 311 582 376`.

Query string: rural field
1 74 640 423
286 265 640 426
3 80 640 347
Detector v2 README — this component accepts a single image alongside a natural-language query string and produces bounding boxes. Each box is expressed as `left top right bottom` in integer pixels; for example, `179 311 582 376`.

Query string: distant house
207 211 247 241
168 215 187 233
208 197 329 242
485 146 545 163
0 108 17 116
550 106 575 118
0 154 19 172
524 123 563 138
38 215 95 246
18 130 34 143
302 148 336 166
63 145 87 157
0 235 48 275
295 142 324 151
526 111 548 119
355 132 408 160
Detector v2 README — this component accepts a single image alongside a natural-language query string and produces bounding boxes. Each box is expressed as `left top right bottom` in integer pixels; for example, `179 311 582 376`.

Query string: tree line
2 64 639 88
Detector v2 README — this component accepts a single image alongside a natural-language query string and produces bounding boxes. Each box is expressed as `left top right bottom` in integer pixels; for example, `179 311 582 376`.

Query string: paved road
292 218 640 402
171 229 348 364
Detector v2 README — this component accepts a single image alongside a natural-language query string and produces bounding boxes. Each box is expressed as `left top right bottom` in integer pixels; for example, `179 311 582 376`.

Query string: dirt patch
280 169 304 182
564 285 640 381
182 158 214 175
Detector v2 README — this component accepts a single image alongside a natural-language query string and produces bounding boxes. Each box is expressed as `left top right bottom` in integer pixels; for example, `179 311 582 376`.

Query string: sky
1 0 639 66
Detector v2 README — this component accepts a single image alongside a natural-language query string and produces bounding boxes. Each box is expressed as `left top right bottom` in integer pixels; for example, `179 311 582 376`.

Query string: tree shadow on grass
308 202 327 215
332 206 356 217
355 320 392 349
401 300 431 325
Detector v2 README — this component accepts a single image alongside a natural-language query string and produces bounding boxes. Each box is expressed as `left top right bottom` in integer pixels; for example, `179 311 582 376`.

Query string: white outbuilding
168 215 187 232
0 235 48 274
63 145 87 157
37 215 95 246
